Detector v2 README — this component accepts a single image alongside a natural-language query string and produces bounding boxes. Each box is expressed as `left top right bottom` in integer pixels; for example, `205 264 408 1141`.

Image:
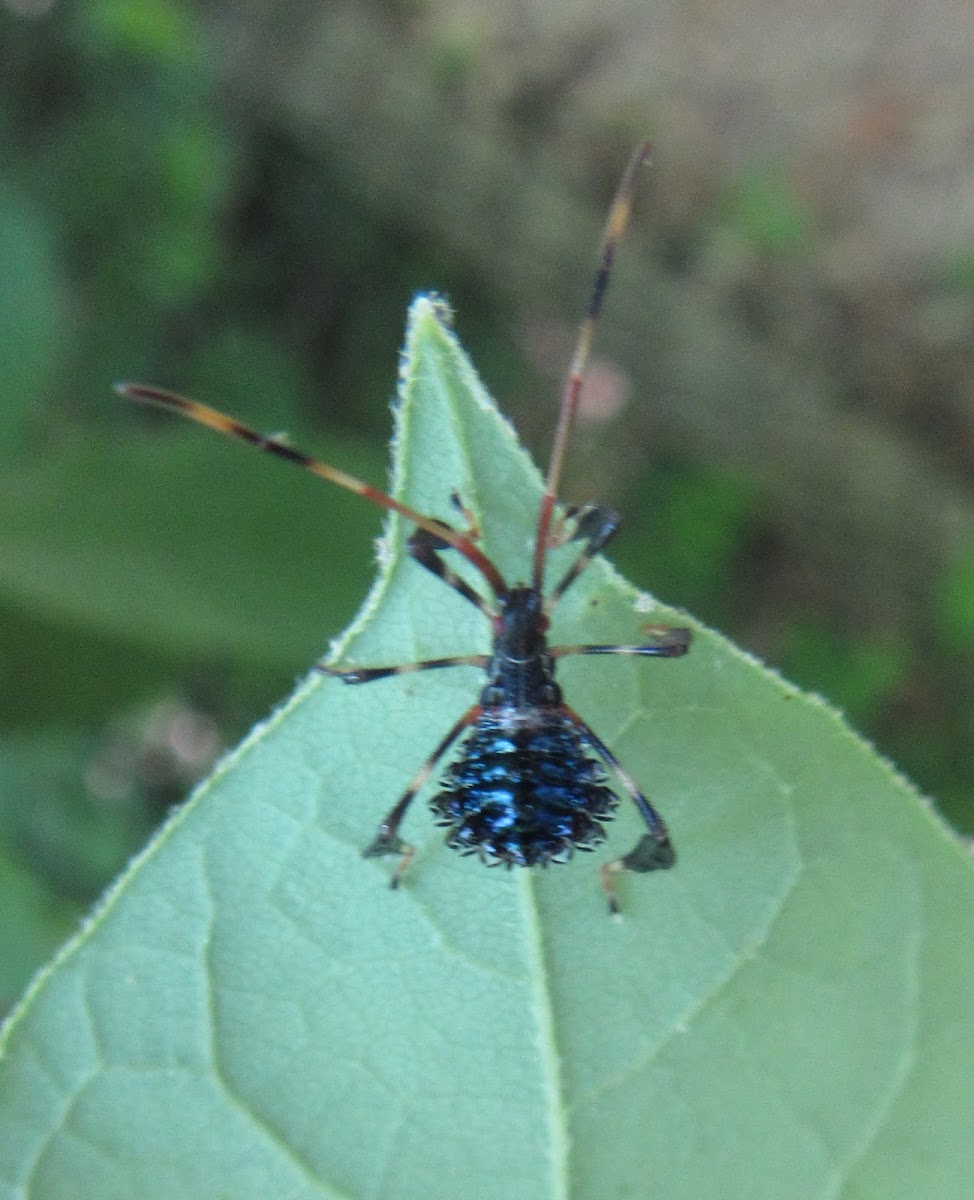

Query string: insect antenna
115 383 507 598
532 140 652 592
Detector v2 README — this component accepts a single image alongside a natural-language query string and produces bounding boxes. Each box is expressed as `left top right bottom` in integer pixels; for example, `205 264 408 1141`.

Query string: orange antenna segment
532 140 652 591
115 383 508 598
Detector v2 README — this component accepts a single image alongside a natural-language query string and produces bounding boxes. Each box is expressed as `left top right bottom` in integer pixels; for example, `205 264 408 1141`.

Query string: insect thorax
479 584 561 710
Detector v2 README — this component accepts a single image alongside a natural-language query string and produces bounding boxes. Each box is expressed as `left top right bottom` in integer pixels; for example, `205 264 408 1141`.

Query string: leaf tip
407 291 454 332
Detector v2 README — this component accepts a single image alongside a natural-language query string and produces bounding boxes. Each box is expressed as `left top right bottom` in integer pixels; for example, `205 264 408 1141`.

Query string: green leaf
1 296 972 1198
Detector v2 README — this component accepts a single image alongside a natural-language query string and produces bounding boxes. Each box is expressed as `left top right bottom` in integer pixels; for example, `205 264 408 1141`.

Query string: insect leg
546 504 621 604
561 704 675 915
408 527 498 616
363 704 482 888
320 494 495 680
403 488 500 614
552 625 691 660
317 654 489 684
448 490 482 541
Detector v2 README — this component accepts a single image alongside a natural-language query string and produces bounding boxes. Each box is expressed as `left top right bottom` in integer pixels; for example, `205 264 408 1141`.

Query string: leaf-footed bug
117 142 691 913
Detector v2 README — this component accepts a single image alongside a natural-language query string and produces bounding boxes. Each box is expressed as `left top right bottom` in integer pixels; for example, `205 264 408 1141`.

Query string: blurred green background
2 0 974 1011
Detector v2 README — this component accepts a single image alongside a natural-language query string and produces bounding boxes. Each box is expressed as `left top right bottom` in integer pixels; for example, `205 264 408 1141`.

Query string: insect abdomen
430 709 618 866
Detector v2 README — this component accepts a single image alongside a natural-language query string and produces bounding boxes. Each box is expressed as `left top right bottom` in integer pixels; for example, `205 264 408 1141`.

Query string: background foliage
1 0 973 1024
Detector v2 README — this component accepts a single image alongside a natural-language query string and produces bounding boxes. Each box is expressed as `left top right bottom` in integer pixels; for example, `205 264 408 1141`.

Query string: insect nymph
117 142 691 912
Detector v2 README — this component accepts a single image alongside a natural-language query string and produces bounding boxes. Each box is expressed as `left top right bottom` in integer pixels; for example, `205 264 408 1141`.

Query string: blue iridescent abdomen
429 708 618 866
